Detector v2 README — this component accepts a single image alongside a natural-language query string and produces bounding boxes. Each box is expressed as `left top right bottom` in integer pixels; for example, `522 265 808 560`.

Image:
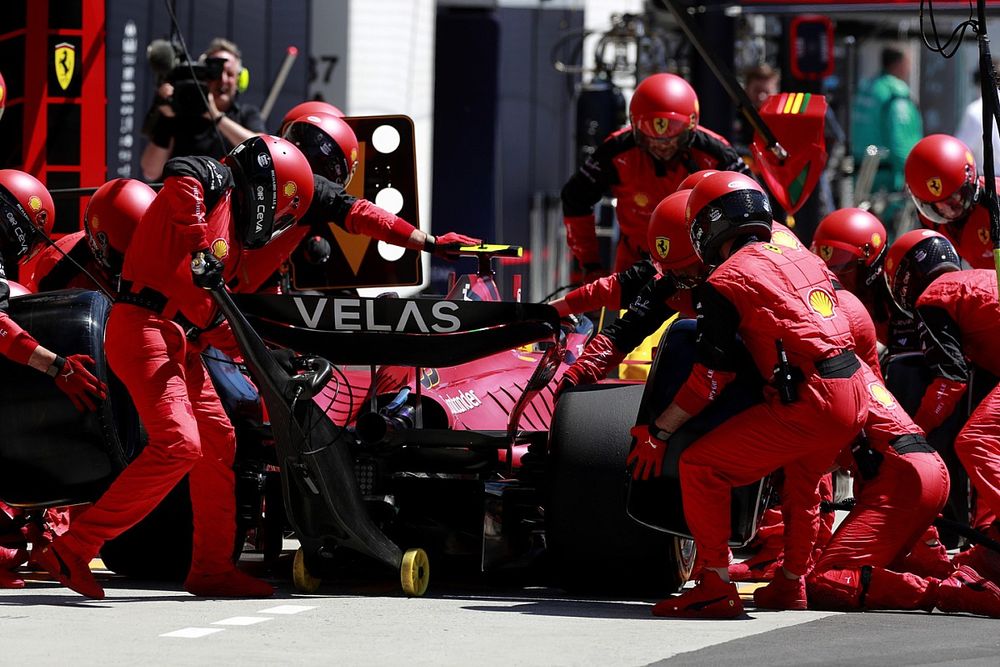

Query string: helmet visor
909 177 979 225
816 245 861 276
633 114 693 139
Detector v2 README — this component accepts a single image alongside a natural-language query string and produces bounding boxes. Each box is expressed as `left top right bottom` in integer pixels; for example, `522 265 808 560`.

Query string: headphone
200 48 250 94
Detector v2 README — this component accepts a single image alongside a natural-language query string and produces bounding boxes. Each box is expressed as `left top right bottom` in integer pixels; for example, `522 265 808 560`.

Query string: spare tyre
0 289 139 508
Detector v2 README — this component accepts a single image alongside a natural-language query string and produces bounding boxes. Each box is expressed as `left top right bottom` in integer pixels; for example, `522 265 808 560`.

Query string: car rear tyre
546 383 692 596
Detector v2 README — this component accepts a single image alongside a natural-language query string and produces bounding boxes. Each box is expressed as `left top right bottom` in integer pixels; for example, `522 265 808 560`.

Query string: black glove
270 347 297 374
191 249 225 289
304 235 331 264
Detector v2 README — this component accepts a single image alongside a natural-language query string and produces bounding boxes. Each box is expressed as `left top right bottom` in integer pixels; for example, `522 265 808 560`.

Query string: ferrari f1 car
0 246 775 597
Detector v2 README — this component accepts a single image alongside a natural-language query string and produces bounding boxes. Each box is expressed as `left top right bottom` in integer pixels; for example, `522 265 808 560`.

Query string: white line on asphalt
258 605 318 615
213 616 272 626
160 628 225 639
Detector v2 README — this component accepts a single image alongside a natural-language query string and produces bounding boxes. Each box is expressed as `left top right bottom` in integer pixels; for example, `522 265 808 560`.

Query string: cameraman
140 37 265 181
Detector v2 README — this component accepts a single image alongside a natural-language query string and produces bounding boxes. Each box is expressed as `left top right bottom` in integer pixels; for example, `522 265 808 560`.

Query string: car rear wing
231 293 560 367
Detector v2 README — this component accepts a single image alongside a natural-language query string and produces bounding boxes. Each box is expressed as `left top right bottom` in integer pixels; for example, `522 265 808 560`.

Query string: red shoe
902 539 956 579
652 570 744 618
0 569 24 589
932 565 1000 618
0 544 27 570
753 573 808 610
33 542 104 600
729 535 784 582
185 568 274 598
952 539 1000 586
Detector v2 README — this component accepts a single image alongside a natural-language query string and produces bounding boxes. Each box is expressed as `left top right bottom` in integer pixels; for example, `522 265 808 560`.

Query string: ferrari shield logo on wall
54 42 76 91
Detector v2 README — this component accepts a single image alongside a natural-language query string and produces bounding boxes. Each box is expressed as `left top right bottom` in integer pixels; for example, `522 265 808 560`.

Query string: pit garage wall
431 2 584 293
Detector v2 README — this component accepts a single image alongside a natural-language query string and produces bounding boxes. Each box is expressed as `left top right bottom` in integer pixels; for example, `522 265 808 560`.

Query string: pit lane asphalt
1 555 997 666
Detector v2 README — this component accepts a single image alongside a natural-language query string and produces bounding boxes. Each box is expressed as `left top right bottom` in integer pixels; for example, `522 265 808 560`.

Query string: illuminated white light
371 125 401 153
375 187 404 214
378 241 407 261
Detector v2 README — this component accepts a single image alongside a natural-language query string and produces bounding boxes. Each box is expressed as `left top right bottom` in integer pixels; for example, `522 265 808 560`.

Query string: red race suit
674 241 867 575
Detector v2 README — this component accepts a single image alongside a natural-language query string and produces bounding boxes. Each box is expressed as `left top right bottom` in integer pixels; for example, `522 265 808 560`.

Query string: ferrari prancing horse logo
655 236 670 259
54 42 76 91
926 176 943 198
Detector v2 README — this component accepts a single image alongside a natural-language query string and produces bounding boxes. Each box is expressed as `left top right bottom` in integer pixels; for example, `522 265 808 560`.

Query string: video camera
146 38 225 117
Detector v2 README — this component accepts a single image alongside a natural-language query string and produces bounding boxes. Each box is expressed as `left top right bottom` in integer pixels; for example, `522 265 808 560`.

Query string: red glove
52 354 107 412
426 232 482 259
555 333 624 395
626 425 669 480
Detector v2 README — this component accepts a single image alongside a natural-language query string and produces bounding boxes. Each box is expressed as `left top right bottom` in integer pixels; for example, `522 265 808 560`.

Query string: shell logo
90 215 100 231
871 233 882 248
350 147 358 162
28 195 42 212
966 150 975 166
634 192 649 207
868 382 895 408
210 238 229 260
818 245 834 261
808 288 836 319
654 236 670 259
772 230 799 249
283 181 297 198
926 176 943 197
761 243 783 254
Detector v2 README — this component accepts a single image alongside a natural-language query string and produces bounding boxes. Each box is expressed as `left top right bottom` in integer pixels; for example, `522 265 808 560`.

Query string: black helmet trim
285 122 350 186
863 245 888 288
691 189 772 265
0 183 36 259
891 237 961 314
228 137 279 249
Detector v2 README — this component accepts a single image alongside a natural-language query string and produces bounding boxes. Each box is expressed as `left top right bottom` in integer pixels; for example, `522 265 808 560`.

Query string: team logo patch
926 176 943 197
90 215 100 231
350 147 358 162
871 232 882 248
966 150 976 166
634 192 649 207
54 42 75 91
210 238 229 260
868 382 896 408
257 152 271 168
761 243 783 254
818 245 834 261
772 230 799 249
653 118 670 136
27 196 42 212
654 236 670 259
808 288 836 319
283 181 297 197
979 226 990 245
